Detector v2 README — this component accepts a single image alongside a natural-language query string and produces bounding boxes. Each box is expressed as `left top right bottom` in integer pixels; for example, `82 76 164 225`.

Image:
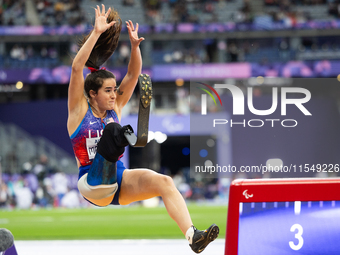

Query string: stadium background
1 0 340 253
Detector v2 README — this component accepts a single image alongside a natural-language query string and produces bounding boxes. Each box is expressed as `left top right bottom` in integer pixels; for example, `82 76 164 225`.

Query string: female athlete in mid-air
67 4 219 253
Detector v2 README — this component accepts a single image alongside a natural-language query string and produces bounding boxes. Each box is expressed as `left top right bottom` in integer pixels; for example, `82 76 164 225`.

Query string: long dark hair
79 7 122 98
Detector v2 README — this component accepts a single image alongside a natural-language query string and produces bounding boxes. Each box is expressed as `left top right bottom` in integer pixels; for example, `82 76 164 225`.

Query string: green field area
0 204 227 240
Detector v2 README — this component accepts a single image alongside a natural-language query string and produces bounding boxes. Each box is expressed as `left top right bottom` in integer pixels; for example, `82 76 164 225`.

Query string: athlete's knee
157 174 176 192
162 175 174 186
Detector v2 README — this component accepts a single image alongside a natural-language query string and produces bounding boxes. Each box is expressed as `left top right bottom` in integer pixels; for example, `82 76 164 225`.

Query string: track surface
15 239 225 255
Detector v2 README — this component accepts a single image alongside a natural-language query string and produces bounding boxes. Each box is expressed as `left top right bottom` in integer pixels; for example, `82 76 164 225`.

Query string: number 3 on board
289 224 304 250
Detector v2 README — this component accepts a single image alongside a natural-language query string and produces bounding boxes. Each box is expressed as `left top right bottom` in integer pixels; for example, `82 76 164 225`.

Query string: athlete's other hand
94 4 115 34
126 20 144 49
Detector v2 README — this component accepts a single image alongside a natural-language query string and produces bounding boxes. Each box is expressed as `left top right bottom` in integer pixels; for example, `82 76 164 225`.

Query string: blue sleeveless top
70 102 119 166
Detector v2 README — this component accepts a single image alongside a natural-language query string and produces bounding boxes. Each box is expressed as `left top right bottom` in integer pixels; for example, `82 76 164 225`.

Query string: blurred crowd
35 0 87 26
6 35 340 68
1 0 339 26
0 154 85 210
0 157 228 210
143 0 223 25
0 0 26 26
1 0 340 69
10 44 58 61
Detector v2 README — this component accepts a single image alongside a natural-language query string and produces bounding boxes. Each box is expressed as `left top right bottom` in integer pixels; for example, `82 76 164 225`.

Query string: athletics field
0 204 227 240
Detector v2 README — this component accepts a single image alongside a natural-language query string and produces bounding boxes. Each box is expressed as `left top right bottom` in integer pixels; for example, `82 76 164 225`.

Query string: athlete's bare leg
118 169 193 235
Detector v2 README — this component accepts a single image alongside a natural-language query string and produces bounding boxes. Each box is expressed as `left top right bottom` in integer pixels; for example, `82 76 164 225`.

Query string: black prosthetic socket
87 123 132 186
97 122 132 163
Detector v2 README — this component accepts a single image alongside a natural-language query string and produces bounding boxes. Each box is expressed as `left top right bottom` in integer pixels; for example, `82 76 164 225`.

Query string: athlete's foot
189 224 219 254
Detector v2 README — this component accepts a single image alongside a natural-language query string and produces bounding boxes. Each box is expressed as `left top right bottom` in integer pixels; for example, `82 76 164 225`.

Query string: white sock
185 225 195 244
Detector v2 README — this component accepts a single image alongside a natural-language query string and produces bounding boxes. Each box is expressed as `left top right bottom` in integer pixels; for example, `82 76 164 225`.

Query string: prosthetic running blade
124 74 152 147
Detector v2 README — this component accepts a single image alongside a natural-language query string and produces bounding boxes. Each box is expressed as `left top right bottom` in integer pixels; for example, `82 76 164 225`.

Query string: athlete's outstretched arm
115 20 144 110
68 4 115 114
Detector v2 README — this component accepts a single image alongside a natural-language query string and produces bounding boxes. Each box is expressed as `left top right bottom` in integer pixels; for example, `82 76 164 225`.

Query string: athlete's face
94 78 117 110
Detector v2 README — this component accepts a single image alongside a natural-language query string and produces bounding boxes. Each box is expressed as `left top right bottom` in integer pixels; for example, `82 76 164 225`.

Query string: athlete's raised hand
126 20 144 49
94 4 115 34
